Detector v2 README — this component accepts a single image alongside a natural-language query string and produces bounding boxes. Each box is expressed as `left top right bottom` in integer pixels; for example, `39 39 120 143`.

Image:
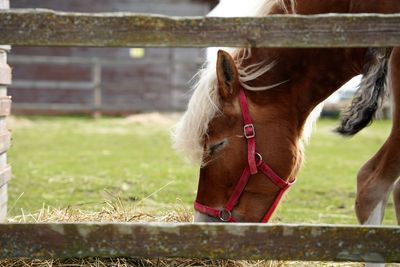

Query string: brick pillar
0 0 12 222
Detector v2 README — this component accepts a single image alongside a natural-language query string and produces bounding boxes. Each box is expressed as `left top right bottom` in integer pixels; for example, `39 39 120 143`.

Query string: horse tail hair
336 48 390 136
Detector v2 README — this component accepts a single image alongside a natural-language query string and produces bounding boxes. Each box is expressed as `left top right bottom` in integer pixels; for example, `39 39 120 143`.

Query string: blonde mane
172 0 313 165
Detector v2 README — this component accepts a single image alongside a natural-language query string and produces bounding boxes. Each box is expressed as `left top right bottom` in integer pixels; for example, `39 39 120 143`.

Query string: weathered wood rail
0 223 399 262
1 9 400 47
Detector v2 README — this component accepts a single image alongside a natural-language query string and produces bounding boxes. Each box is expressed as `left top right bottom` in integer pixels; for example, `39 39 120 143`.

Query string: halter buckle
255 153 263 166
244 124 255 139
218 209 232 222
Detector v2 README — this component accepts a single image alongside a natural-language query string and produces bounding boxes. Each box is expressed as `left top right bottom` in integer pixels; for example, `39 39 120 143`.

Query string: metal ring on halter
218 209 232 222
255 153 263 166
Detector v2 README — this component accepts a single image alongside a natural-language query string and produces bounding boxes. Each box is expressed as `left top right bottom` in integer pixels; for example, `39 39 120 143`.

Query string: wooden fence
0 0 11 223
2 9 400 47
0 223 399 263
0 7 399 263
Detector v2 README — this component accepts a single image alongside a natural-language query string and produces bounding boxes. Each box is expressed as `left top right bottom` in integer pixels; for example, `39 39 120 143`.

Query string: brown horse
173 0 400 229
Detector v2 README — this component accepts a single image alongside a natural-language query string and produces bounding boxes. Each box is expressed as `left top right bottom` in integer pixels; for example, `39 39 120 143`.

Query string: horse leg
354 122 398 267
393 179 400 224
355 144 396 226
388 48 400 226
355 48 400 267
355 47 400 225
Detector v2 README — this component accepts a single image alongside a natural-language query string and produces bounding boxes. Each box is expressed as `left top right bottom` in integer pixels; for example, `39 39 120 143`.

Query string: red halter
194 87 296 223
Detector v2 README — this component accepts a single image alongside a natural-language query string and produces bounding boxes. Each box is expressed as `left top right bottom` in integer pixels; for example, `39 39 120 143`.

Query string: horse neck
257 0 400 126
236 47 365 179
243 47 365 122
241 48 367 179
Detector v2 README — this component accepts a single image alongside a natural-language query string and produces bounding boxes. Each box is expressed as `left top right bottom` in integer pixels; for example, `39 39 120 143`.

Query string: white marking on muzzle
194 211 221 223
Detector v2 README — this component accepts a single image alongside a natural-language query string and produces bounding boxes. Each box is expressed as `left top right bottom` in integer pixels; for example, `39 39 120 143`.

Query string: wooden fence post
0 0 12 223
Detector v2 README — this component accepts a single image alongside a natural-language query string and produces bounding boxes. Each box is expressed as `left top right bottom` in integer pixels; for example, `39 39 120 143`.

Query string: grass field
6 114 398 225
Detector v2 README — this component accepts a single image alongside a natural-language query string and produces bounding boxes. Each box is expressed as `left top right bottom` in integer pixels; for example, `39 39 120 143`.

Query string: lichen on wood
0 223 399 262
0 9 400 47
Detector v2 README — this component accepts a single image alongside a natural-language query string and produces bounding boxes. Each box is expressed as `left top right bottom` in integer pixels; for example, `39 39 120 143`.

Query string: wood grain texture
0 46 11 51
0 55 11 85
0 64 11 86
0 97 11 116
0 185 6 222
0 165 11 187
10 0 215 16
12 81 94 90
0 0 9 224
0 0 8 9
0 184 6 206
8 53 198 113
0 223 399 262
0 132 11 155
1 9 400 47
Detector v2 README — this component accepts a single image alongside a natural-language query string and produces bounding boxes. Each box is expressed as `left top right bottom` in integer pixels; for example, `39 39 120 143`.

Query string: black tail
336 48 390 136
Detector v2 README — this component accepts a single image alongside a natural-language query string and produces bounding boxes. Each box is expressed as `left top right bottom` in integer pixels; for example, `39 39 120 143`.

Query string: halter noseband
194 87 296 223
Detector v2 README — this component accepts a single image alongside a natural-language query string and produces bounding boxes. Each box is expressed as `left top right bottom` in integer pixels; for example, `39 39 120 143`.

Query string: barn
9 0 218 115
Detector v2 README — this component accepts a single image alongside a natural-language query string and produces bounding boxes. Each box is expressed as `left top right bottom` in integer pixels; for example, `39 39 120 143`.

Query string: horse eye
208 140 227 156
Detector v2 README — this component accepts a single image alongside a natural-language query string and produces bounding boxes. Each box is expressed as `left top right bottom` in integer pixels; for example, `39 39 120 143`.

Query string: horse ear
216 50 240 100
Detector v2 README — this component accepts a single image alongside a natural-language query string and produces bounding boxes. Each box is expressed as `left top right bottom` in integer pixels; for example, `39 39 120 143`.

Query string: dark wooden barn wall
9 0 215 114
11 0 215 14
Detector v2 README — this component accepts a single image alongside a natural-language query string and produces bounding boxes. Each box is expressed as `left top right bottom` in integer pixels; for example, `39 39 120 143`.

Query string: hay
0 197 365 267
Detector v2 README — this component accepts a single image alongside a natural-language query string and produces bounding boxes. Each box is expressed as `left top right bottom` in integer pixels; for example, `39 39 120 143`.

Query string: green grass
7 116 198 215
280 119 396 225
6 116 397 225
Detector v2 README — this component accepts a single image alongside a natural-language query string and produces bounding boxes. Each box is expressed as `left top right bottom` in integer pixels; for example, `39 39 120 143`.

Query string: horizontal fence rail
1 10 400 47
12 80 94 90
0 223 399 262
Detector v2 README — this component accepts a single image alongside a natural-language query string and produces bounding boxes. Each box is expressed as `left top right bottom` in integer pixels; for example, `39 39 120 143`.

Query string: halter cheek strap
240 88 258 175
194 87 296 223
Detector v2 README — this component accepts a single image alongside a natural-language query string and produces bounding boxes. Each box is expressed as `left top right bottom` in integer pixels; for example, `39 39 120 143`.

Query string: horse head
175 50 302 222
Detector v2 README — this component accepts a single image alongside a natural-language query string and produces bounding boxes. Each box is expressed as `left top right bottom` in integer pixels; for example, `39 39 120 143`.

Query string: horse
173 0 400 231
